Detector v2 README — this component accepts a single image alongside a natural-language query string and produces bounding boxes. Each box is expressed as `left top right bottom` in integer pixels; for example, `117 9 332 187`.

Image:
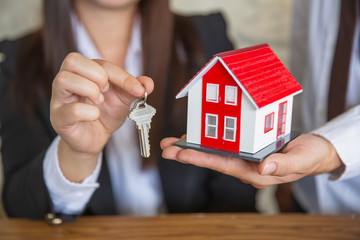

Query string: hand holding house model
175 44 303 162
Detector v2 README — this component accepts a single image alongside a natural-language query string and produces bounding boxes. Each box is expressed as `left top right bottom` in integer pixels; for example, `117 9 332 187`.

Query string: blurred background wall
0 0 294 218
0 0 293 64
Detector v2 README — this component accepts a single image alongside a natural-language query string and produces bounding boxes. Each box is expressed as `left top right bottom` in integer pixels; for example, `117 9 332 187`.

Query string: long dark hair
11 0 205 163
11 0 75 114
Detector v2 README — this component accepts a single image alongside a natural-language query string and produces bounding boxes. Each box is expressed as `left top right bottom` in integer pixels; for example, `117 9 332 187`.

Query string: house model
175 44 303 162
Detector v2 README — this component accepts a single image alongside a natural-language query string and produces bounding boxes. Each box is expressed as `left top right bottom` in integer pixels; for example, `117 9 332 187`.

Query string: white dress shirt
44 12 164 216
291 0 360 214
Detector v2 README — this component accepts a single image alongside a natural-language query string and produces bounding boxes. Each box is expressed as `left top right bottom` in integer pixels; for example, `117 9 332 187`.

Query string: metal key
128 94 156 158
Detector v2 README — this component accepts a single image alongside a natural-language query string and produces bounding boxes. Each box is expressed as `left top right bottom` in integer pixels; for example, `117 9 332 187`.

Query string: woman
0 0 257 221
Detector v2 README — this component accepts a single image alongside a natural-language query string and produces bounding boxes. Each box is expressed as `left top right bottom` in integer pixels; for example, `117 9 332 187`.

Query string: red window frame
264 112 275 133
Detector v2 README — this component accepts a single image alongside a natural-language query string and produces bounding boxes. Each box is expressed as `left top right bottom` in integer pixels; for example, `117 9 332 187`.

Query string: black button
45 213 63 226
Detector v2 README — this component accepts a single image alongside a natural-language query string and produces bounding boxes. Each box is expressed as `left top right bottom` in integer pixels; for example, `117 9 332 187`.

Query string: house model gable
175 44 302 162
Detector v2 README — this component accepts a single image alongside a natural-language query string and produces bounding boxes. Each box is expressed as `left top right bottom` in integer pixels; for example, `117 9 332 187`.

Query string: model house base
175 131 300 162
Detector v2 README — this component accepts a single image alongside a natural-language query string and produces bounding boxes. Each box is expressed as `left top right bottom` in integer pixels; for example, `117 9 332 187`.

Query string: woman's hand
50 52 154 182
160 134 343 188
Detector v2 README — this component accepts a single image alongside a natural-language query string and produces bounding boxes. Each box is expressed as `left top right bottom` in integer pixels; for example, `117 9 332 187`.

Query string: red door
201 62 241 152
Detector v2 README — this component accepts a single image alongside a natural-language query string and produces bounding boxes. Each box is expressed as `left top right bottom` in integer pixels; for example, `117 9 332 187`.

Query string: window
223 117 237 141
264 113 274 133
205 114 218 138
206 84 219 102
225 86 238 105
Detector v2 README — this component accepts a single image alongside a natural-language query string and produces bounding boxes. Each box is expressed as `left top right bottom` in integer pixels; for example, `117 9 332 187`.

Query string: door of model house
276 101 287 139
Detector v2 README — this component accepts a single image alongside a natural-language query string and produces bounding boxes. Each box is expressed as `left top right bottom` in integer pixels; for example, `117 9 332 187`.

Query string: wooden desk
0 213 359 240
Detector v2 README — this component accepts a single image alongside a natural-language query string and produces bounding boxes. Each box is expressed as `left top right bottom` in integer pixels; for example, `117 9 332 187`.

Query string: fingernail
103 83 110 92
262 162 276 175
133 84 143 95
98 93 104 103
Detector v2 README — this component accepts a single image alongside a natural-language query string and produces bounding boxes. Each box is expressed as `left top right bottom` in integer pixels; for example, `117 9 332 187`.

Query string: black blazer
0 13 257 221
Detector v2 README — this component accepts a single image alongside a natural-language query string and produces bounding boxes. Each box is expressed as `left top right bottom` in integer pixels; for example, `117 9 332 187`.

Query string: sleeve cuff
43 136 102 214
311 105 360 181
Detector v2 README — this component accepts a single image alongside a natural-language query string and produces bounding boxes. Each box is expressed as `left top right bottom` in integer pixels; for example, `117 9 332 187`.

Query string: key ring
143 89 148 103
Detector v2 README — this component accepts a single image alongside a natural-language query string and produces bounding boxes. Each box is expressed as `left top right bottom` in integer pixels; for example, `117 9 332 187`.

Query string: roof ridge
225 52 275 68
216 43 269 58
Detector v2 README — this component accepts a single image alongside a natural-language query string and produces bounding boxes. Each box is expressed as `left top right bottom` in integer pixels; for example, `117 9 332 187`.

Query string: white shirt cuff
43 136 102 214
311 105 360 181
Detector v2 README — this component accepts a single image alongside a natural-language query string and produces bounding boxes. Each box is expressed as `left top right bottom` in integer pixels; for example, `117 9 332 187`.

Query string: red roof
216 44 302 108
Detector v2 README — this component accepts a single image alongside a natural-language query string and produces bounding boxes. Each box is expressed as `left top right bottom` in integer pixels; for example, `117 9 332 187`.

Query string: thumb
259 151 303 177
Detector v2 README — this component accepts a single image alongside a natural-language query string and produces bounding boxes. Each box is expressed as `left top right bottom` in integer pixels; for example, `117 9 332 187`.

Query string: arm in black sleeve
0 39 56 219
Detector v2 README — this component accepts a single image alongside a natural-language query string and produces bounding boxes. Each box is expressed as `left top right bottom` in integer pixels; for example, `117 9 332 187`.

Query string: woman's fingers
60 52 109 92
160 135 312 189
176 148 251 177
160 137 181 150
94 60 154 102
51 102 100 129
95 59 143 96
259 134 341 178
136 75 155 96
161 137 251 176
259 134 315 177
57 54 155 108
52 70 104 106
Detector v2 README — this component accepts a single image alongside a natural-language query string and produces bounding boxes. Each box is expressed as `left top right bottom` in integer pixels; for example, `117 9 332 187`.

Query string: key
128 97 156 158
